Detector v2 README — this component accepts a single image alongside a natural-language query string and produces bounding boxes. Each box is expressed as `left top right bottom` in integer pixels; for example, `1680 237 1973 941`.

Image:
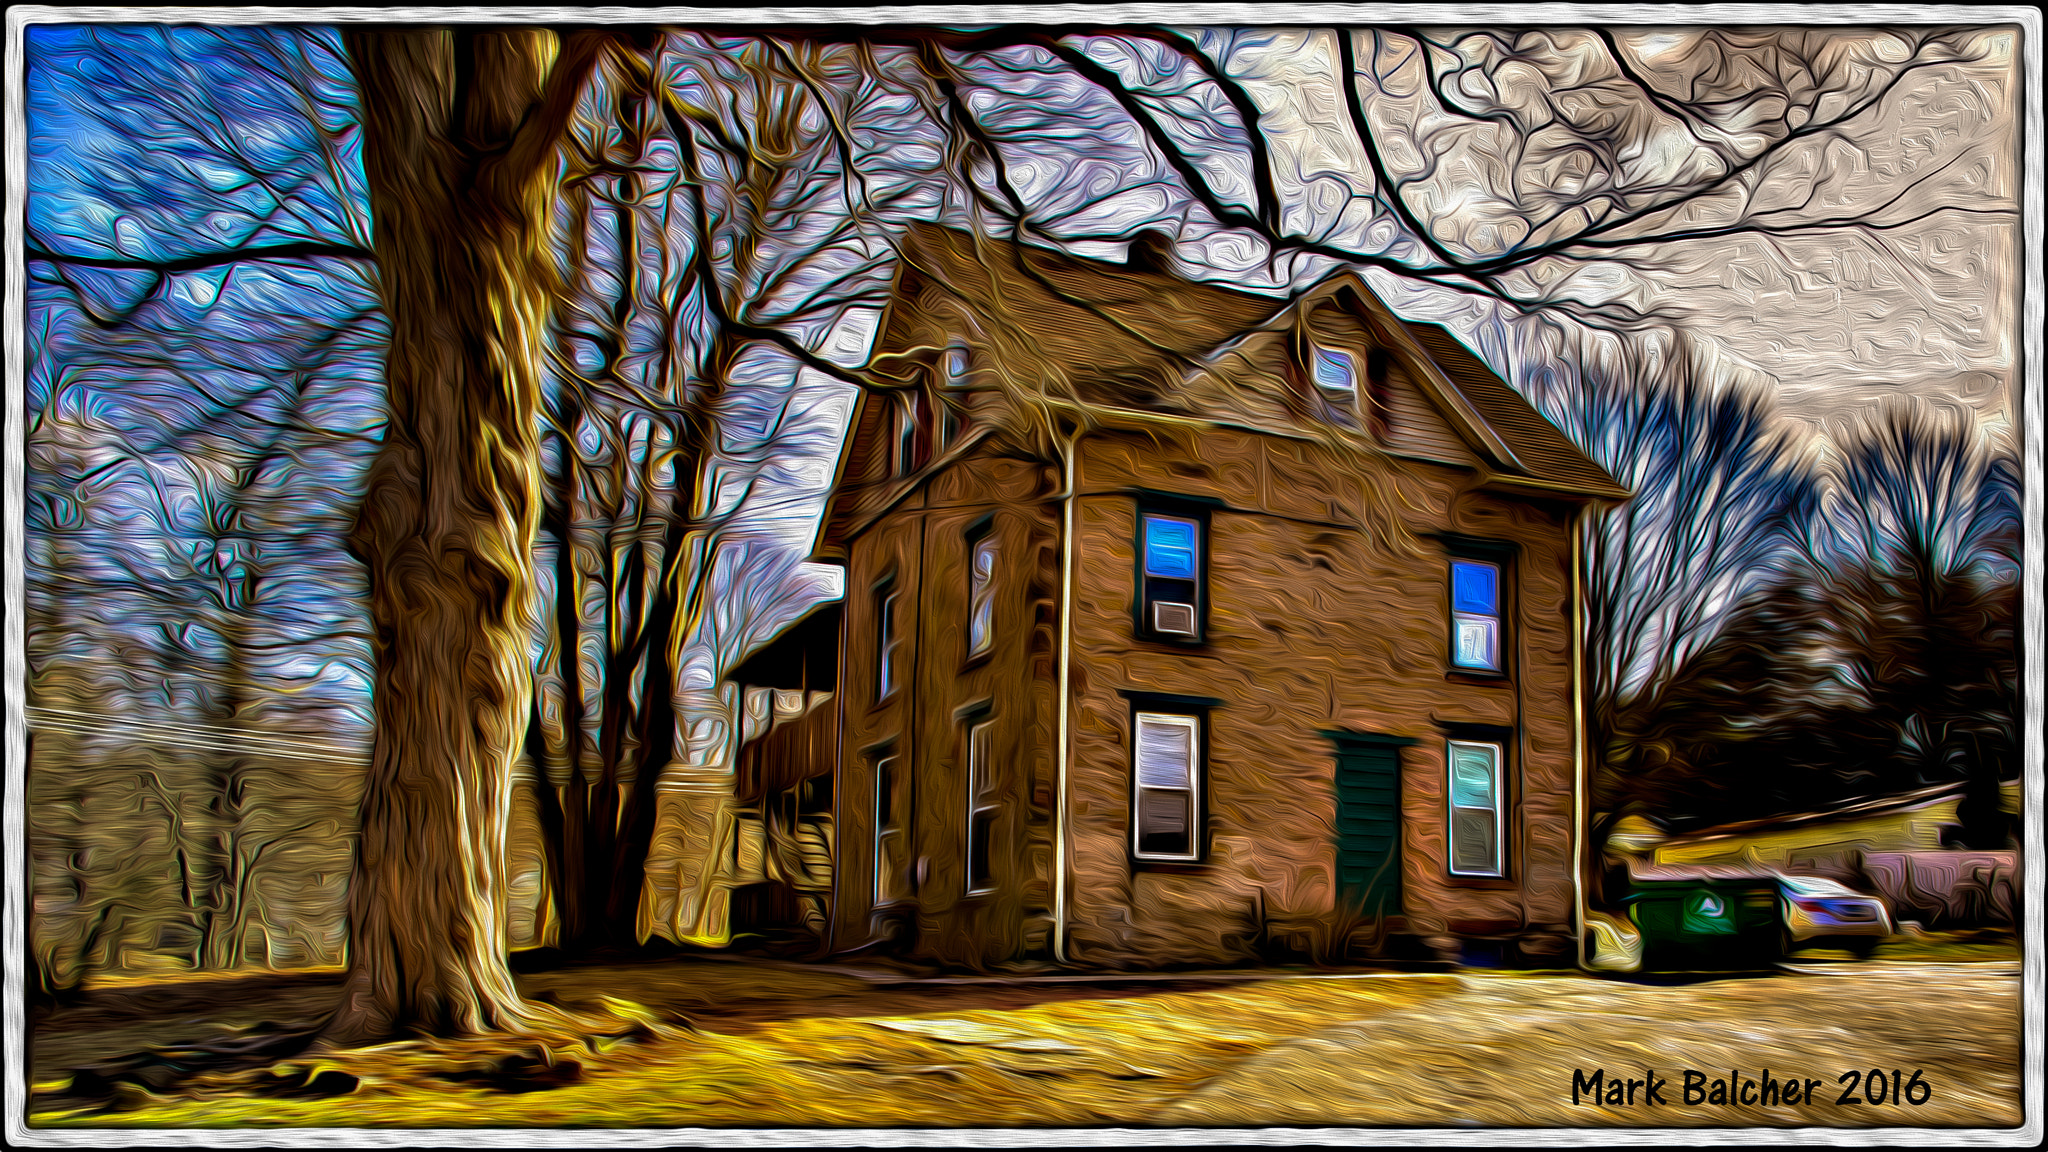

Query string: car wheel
1777 928 1800 960
1841 936 1879 959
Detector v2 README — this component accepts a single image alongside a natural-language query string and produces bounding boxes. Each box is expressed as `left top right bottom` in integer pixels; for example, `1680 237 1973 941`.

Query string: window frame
1309 343 1361 427
1440 537 1516 680
1449 558 1503 673
874 578 902 703
873 746 910 906
893 390 925 476
1445 739 1507 879
1130 709 1204 864
964 715 999 895
1132 494 1216 645
966 518 997 660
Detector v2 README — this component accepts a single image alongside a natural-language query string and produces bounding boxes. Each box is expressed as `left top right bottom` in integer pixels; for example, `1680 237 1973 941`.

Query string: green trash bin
1625 876 1784 970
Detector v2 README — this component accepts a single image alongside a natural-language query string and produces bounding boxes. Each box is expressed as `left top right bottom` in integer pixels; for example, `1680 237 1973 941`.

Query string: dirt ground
25 944 2024 1133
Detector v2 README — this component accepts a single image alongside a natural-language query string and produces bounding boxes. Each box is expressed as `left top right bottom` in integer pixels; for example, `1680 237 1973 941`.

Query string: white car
1777 873 1894 956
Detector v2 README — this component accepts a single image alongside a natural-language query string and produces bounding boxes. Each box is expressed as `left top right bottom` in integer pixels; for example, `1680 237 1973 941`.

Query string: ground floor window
1133 711 1201 861
966 718 998 893
875 749 910 904
1447 739 1504 877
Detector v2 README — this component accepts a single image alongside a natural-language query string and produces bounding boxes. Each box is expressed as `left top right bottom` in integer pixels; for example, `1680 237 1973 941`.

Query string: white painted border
4 3 2040 1149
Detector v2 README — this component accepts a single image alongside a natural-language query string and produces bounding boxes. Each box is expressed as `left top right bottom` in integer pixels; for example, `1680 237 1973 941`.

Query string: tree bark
331 26 611 1044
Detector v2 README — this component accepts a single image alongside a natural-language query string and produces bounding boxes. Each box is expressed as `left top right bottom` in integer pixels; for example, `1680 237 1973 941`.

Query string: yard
27 936 2022 1132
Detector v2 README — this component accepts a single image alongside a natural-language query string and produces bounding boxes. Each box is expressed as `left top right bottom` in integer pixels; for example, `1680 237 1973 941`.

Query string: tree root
54 993 693 1110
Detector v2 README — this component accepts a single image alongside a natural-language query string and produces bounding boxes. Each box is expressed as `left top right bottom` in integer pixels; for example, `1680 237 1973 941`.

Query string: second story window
1450 558 1502 673
1139 511 1203 640
876 582 902 700
967 527 997 658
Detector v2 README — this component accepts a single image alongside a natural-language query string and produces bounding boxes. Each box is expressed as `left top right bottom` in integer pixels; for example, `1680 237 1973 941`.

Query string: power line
25 705 365 762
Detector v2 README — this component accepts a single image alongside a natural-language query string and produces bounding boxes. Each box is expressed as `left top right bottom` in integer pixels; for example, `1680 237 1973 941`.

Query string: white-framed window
876 584 902 700
1132 712 1201 861
968 530 997 657
874 750 910 905
1450 558 1503 672
1447 740 1504 878
965 718 998 893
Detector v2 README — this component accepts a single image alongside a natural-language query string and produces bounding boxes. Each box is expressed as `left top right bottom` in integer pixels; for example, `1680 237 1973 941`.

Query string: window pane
877 830 909 903
970 594 993 655
876 753 907 903
1452 560 1497 615
970 721 996 800
1136 715 1194 788
1137 788 1192 856
1449 743 1497 808
1143 515 1199 579
1450 808 1498 874
877 590 897 697
968 809 996 891
896 394 921 474
969 535 996 654
876 755 901 830
1313 347 1356 393
1453 615 1499 670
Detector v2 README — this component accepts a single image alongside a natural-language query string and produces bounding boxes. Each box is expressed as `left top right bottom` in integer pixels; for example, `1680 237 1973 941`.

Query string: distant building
1625 781 2023 929
726 223 1628 968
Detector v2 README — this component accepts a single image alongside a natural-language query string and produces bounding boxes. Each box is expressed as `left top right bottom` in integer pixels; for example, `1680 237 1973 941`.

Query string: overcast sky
1219 24 2022 441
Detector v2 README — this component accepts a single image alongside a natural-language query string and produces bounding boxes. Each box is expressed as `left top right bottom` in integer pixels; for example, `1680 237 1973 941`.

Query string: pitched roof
818 227 1627 559
1401 321 1630 500
890 222 1287 402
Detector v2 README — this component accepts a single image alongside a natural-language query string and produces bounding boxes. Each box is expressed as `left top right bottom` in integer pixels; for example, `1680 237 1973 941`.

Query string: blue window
1313 347 1356 396
1143 516 1199 580
1139 512 1202 639
1311 346 1362 427
1450 559 1502 672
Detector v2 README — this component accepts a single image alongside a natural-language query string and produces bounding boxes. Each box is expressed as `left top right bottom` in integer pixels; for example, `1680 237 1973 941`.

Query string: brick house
728 223 1628 968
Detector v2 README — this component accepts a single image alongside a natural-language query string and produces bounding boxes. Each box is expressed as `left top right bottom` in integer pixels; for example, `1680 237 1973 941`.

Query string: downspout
1052 426 1080 965
1571 501 1591 972
826 607 848 956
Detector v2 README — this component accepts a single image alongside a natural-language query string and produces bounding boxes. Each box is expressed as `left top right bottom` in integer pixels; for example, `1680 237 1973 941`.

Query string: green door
1324 732 1415 920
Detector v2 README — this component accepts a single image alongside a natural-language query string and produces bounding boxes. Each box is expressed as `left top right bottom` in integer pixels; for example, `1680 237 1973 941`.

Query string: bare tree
330 25 622 1043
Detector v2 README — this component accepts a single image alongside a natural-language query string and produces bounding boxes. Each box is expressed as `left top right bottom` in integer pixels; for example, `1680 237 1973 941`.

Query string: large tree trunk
330 26 610 1044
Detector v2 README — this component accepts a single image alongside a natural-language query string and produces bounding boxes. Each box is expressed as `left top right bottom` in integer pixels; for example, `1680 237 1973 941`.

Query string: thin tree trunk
330 26 611 1044
535 406 592 948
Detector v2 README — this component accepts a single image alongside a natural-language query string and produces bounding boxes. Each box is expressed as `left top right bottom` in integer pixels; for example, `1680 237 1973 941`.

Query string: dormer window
1311 345 1360 427
894 392 924 475
1313 346 1356 397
